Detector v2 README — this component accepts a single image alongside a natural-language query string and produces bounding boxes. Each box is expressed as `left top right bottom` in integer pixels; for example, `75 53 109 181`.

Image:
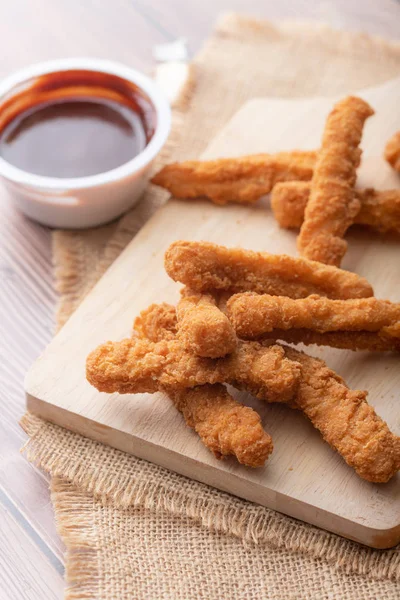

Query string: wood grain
26 76 400 549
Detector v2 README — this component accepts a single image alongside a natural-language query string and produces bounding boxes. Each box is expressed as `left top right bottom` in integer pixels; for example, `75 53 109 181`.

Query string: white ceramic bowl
0 58 171 228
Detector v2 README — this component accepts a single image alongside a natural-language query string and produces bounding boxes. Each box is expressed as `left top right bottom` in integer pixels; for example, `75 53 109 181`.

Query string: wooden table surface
0 1 399 598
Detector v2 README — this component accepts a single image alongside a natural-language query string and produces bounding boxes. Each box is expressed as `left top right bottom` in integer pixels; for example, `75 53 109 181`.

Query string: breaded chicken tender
284 347 400 483
133 304 271 467
271 181 400 235
151 151 317 205
298 96 374 266
176 288 236 358
86 338 301 404
168 384 273 467
227 294 400 349
385 131 400 172
164 241 373 300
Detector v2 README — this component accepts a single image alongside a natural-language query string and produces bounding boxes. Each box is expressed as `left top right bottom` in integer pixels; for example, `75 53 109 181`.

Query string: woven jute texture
51 477 400 600
21 13 400 599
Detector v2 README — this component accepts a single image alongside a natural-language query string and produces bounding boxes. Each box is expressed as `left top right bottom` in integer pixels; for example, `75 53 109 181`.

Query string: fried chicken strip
86 338 301 403
164 240 373 300
385 131 400 172
271 181 400 235
151 151 317 205
133 303 272 466
298 96 374 266
283 347 400 483
227 294 400 348
176 288 236 358
167 384 273 466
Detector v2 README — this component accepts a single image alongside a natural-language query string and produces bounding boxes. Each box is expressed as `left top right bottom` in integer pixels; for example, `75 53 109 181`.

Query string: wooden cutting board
25 77 400 549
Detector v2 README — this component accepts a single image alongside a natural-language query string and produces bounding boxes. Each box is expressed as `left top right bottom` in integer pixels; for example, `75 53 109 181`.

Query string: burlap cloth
21 14 400 599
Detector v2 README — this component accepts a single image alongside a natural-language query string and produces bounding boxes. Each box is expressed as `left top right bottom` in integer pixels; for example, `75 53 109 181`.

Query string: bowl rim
0 58 171 190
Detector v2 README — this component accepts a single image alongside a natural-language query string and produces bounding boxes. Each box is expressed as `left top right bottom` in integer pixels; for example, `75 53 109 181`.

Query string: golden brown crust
167 384 273 467
176 288 236 358
384 131 400 172
164 240 373 300
227 294 400 347
297 96 374 266
271 181 400 235
133 303 177 341
284 347 400 483
86 325 399 481
134 304 271 467
86 338 301 404
151 151 317 205
271 182 312 229
259 329 400 352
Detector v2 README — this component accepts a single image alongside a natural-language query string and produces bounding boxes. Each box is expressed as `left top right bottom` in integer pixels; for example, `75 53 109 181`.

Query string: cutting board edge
25 393 400 550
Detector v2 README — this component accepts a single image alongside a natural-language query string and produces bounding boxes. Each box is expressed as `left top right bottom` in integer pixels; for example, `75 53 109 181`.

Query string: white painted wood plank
142 0 400 56
0 422 66 563
0 493 64 600
0 200 66 571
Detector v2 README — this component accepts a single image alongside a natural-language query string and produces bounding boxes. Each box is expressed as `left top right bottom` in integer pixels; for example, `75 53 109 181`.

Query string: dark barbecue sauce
0 70 156 178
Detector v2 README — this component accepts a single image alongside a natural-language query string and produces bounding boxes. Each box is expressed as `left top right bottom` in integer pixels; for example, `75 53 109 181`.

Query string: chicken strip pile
87 93 399 486
152 151 317 205
133 303 272 467
298 96 374 266
227 293 400 351
385 131 400 172
165 240 373 300
271 181 400 235
87 321 399 482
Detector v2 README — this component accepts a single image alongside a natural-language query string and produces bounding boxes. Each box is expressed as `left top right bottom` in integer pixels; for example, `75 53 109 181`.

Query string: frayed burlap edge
51 477 99 600
216 12 400 57
21 413 400 582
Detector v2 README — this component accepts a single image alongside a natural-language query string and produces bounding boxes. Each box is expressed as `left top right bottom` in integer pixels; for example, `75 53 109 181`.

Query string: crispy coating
284 347 400 483
271 181 400 235
164 240 373 300
86 338 301 404
167 384 273 467
385 131 400 172
133 303 177 341
227 294 400 348
260 329 400 352
298 96 374 266
134 303 271 467
176 288 236 358
86 324 399 481
151 151 317 205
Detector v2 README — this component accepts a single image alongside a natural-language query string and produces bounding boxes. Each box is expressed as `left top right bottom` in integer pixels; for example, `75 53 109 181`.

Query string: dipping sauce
0 70 156 178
